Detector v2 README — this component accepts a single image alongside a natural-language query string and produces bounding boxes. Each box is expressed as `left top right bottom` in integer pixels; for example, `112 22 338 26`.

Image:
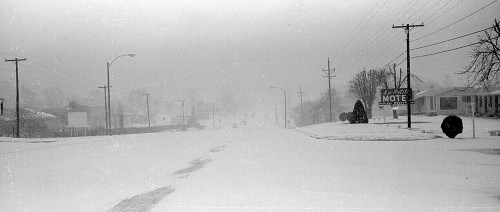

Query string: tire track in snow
109 143 227 211
171 157 213 179
108 186 175 212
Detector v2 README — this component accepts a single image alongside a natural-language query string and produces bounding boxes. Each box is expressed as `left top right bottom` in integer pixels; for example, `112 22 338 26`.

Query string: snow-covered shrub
339 112 347 122
346 112 353 122
440 115 463 138
349 100 368 124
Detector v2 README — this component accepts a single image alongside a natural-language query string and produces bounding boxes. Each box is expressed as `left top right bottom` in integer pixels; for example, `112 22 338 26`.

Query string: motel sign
379 88 414 105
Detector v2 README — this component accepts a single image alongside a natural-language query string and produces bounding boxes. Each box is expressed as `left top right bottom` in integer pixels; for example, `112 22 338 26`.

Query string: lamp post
270 86 287 129
107 53 135 135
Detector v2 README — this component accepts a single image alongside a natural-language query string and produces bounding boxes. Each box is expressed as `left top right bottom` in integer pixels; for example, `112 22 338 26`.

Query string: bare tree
348 68 385 119
291 89 344 126
459 19 500 88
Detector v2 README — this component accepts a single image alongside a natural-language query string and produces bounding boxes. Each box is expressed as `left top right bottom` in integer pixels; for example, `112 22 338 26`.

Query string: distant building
65 101 106 129
413 87 500 116
0 108 59 137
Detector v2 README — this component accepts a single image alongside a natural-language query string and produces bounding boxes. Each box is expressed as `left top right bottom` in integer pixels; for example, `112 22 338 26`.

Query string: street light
270 86 287 129
107 53 135 135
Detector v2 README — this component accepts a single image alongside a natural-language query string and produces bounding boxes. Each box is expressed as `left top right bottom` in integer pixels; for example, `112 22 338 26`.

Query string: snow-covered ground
1 115 499 211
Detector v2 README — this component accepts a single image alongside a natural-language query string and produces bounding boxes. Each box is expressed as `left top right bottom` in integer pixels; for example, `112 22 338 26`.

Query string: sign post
379 88 414 127
471 102 475 138
0 98 4 116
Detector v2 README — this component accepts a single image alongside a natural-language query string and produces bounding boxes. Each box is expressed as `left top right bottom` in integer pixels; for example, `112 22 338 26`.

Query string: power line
332 0 388 62
379 51 406 69
19 64 99 87
413 0 449 24
396 58 406 67
1 52 101 86
402 0 433 24
412 0 498 42
339 0 445 71
421 0 463 26
411 36 499 59
406 0 465 45
411 26 496 51
336 0 419 70
367 0 479 71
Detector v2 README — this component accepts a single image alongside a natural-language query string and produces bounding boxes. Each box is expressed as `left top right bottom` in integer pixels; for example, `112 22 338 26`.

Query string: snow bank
298 122 440 141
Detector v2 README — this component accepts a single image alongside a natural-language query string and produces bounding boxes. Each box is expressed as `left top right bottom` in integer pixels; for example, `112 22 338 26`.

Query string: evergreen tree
349 100 368 124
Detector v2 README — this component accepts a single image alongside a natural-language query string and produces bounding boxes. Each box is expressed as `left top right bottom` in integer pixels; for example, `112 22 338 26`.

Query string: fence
0 122 192 138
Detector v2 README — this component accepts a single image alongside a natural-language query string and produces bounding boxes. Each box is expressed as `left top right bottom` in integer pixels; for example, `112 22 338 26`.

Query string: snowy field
1 115 500 211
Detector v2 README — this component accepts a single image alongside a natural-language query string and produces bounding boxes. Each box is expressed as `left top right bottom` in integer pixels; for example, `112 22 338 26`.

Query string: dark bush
349 100 369 124
440 115 463 138
346 112 353 123
339 112 347 122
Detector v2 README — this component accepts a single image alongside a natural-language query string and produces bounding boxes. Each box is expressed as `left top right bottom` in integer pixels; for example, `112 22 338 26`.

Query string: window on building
489 96 493 107
462 96 471 102
479 96 482 107
430 97 434 110
440 97 457 110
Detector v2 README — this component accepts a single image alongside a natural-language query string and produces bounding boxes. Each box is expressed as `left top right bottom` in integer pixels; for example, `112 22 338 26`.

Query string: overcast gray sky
1 0 499 108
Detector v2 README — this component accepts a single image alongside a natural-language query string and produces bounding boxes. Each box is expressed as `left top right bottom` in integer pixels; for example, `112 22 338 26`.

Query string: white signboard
68 112 89 128
379 88 415 105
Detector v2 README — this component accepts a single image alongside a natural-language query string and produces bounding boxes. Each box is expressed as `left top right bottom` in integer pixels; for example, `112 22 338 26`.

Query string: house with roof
0 108 60 137
413 87 500 116
65 101 106 129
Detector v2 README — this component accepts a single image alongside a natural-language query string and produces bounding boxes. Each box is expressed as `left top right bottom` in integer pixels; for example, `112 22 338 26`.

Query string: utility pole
298 86 305 126
212 102 215 129
275 103 278 125
392 23 424 129
5 58 26 138
106 62 111 134
144 93 151 130
322 58 335 122
178 100 186 125
98 86 108 131
270 87 287 129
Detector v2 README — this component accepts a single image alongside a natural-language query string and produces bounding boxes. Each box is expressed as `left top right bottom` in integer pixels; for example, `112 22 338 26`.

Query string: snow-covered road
1 116 500 211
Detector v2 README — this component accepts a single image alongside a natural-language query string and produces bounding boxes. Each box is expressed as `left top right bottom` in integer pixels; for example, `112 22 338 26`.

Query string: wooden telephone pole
392 23 423 129
5 58 26 138
98 86 108 131
322 58 335 122
144 93 152 129
298 86 305 126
